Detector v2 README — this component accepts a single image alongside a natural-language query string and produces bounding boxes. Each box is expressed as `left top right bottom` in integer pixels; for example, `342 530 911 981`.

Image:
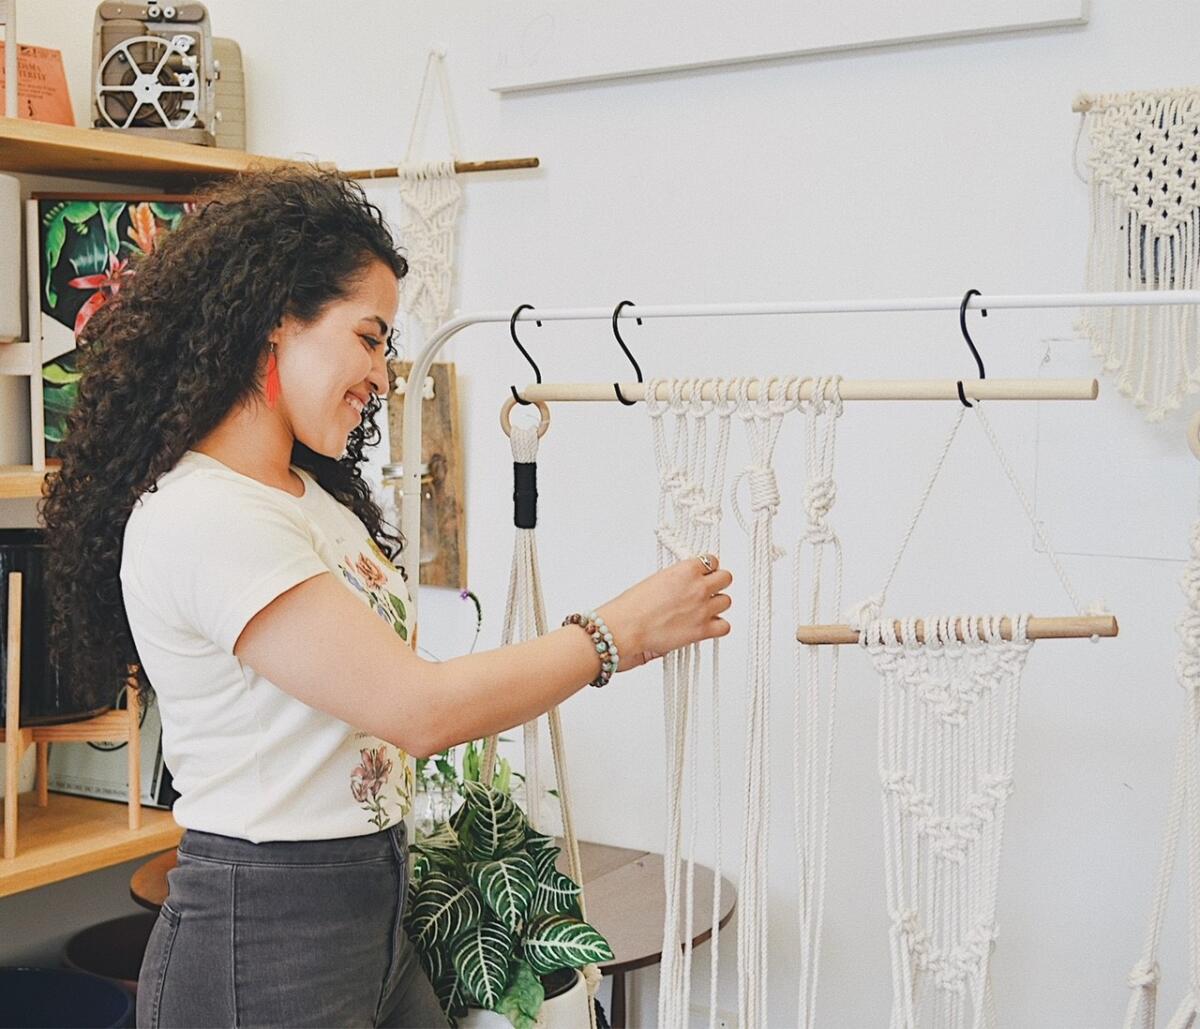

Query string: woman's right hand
597 555 733 673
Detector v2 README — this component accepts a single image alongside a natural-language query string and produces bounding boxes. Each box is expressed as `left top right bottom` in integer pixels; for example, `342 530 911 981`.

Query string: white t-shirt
120 450 414 842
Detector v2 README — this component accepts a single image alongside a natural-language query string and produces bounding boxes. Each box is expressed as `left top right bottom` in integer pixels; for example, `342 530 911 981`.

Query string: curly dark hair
40 166 408 710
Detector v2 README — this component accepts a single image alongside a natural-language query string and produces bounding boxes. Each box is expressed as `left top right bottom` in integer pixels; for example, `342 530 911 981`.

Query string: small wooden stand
1 571 141 860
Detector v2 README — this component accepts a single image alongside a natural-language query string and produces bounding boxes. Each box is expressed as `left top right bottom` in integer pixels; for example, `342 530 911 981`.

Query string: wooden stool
1 571 142 859
130 848 175 912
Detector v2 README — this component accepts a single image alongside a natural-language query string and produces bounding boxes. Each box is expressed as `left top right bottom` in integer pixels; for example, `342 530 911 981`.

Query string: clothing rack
398 288 1200 609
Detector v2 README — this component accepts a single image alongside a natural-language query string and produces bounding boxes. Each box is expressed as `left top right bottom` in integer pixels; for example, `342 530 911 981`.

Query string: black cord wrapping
513 462 538 528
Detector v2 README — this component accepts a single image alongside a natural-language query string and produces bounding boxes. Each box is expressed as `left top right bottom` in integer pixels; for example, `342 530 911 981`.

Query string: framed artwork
387 360 468 589
30 193 196 465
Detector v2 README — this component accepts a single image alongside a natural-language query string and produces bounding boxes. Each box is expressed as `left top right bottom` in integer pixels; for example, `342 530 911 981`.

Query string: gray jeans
136 823 448 1028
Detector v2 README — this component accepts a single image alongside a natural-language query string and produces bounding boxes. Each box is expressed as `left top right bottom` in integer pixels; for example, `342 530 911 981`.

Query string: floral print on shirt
339 543 415 828
339 547 408 642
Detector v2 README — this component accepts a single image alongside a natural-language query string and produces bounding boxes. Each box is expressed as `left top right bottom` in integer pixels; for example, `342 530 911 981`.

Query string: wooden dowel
796 614 1119 646
517 378 1099 404
1072 95 1094 113
344 157 540 180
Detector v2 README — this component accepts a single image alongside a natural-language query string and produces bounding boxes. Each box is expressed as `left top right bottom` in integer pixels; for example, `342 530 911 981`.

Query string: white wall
4 2 1200 1025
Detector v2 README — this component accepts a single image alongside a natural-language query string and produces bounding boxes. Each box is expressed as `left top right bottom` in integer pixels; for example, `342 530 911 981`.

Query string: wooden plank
0 793 182 897
0 466 48 499
387 360 468 589
0 115 306 185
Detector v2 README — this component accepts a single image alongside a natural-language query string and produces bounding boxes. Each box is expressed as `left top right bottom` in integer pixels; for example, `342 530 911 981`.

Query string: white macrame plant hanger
480 410 602 1029
646 376 848 1029
1121 498 1200 1029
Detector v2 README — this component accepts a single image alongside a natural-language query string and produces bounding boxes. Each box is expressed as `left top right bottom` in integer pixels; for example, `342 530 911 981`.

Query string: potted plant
406 780 613 1028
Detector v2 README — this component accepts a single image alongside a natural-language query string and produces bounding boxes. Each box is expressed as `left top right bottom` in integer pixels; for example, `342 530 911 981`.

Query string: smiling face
271 258 400 458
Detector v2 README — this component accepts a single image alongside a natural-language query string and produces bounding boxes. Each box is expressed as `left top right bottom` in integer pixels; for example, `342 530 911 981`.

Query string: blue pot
0 966 134 1028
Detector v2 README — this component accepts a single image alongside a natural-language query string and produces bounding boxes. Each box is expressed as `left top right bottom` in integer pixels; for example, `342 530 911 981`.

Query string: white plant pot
458 969 589 1029
0 173 20 341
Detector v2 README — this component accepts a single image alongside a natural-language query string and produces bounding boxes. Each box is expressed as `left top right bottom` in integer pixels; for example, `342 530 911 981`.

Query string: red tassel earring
265 343 281 409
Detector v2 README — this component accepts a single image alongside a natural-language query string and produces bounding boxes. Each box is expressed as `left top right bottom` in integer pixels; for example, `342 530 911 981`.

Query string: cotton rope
481 420 600 1029
728 375 793 1029
791 377 846 1028
1078 88 1200 421
645 378 736 1029
1121 493 1200 1029
395 50 464 335
851 403 1101 1029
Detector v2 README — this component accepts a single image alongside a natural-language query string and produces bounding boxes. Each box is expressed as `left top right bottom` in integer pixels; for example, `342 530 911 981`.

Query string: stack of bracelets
561 610 619 688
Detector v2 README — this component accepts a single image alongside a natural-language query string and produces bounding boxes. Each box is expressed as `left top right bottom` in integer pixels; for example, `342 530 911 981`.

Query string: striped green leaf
416 942 470 1021
414 822 464 875
451 919 516 1009
523 913 614 975
414 821 460 857
530 868 583 920
495 958 544 1029
463 781 527 861
408 873 483 950
525 835 561 880
469 853 538 931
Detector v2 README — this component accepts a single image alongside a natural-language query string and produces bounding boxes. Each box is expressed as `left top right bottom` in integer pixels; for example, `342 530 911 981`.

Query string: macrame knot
655 523 691 563
747 464 781 514
846 595 883 633
662 465 687 495
693 502 721 528
888 907 929 955
803 476 837 542
1127 959 1161 988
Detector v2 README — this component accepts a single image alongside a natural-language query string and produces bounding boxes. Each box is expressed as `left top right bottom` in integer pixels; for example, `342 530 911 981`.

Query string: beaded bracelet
562 609 619 688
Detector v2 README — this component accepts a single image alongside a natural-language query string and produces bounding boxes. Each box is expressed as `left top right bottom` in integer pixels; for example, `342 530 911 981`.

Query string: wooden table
131 838 736 1027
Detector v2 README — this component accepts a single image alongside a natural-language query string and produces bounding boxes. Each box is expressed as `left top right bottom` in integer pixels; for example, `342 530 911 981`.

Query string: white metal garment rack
398 287 1200 604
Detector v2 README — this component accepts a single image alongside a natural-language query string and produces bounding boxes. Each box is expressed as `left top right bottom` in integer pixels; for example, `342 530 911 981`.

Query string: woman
41 167 733 1028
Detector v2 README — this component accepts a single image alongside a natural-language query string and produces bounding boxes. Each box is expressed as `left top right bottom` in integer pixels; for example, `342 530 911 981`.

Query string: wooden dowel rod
344 157 540 179
517 378 1099 403
796 614 1119 646
1072 95 1094 113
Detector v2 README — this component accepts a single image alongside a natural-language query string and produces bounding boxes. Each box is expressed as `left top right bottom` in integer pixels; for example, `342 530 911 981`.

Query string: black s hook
509 304 543 406
956 288 988 408
611 300 644 406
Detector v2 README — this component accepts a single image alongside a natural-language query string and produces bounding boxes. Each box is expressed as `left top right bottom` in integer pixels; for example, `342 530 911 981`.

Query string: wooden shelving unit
0 466 49 500
0 118 287 885
0 115 303 185
0 116 310 499
0 793 181 898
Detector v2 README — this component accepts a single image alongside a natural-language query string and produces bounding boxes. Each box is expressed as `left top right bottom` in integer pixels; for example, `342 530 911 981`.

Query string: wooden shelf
0 116 306 186
0 792 181 898
0 466 50 500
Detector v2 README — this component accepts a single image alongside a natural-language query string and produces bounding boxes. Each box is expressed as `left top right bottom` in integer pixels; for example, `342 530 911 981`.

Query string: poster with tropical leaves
36 194 195 460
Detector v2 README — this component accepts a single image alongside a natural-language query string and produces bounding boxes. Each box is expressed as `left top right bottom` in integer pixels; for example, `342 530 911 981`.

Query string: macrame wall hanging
800 404 1118 1029
1120 497 1200 1029
394 49 464 336
1078 87 1200 420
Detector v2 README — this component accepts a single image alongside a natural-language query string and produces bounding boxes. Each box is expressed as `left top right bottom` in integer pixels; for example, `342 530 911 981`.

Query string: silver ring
697 554 715 574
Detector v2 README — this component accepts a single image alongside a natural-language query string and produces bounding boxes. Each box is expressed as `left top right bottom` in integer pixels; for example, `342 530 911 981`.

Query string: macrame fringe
1080 88 1200 420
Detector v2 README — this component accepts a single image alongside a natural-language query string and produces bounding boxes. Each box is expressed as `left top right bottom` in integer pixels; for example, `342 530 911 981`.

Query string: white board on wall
488 0 1090 93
